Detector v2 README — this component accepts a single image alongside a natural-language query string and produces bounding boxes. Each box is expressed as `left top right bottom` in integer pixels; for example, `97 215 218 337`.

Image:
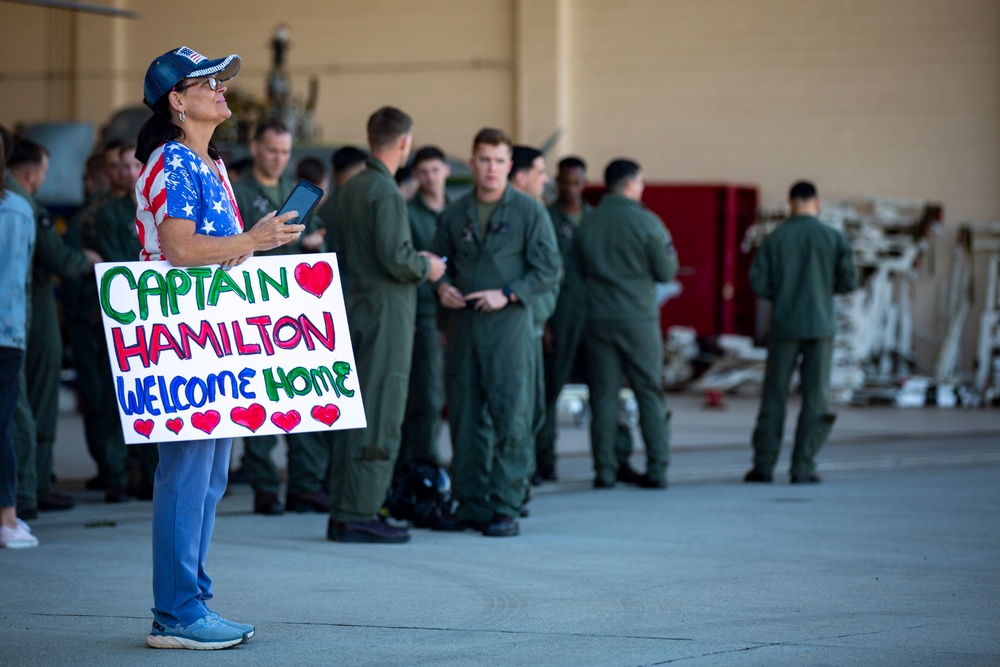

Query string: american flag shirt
135 141 244 261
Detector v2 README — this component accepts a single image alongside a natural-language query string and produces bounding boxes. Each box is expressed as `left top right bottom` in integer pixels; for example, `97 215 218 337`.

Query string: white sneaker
1 518 39 549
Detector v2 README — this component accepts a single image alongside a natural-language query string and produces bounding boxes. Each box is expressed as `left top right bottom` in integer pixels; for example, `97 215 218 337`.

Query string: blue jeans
0 347 24 508
152 438 232 626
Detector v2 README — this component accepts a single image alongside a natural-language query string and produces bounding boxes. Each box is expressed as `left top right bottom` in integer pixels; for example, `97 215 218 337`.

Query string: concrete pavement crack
642 621 951 664
282 620 692 642
644 642 783 664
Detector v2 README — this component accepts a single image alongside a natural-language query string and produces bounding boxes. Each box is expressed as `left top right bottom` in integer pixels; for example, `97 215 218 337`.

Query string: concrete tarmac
2 395 998 665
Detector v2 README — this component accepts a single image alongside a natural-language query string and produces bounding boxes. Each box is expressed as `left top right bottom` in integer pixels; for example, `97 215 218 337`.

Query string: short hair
472 127 513 153
7 138 48 170
604 158 640 192
118 140 137 161
509 145 542 181
254 118 291 142
332 146 367 174
558 156 586 173
394 164 414 186
367 106 412 151
789 180 818 201
229 156 253 178
101 138 125 161
412 145 446 168
84 153 105 180
296 156 326 187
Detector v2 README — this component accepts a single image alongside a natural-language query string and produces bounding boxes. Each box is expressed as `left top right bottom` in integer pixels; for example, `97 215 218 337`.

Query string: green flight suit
528 235 559 442
397 193 447 473
315 185 351 490
317 186 351 297
432 186 562 522
232 174 330 497
93 194 159 493
9 177 91 504
749 215 857 478
329 158 429 522
576 194 678 485
535 202 591 474
63 191 115 483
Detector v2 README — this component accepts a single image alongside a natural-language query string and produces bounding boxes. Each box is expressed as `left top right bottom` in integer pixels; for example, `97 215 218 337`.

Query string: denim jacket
0 188 36 350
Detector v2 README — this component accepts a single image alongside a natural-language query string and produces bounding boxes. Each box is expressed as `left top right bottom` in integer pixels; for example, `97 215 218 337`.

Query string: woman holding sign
134 47 304 650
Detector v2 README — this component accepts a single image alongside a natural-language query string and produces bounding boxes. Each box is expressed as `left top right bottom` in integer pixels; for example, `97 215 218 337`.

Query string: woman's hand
248 210 305 252
220 253 253 269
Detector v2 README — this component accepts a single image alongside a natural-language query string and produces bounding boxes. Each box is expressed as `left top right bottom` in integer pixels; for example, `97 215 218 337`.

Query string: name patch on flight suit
462 223 476 244
487 222 509 235
251 195 272 215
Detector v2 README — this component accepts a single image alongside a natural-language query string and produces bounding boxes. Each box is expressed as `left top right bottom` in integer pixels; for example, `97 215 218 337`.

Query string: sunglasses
174 76 220 93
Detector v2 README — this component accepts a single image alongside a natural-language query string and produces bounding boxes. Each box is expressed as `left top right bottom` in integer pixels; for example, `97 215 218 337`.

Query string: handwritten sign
95 253 365 444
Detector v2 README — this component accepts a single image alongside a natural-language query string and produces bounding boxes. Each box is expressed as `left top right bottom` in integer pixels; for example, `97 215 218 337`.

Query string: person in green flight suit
577 159 678 490
326 107 446 544
232 118 330 515
396 146 451 475
394 164 418 202
430 128 562 538
62 145 120 493
7 138 99 516
310 147 367 511
744 180 857 484
90 141 161 502
317 146 367 299
509 146 559 452
533 156 591 484
543 158 643 485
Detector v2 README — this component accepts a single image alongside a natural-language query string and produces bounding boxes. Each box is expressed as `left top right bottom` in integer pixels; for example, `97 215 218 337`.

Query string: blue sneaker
207 612 255 640
146 609 246 649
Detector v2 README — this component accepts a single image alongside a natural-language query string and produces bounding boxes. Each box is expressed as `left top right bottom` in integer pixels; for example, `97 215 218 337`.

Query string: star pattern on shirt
155 141 240 239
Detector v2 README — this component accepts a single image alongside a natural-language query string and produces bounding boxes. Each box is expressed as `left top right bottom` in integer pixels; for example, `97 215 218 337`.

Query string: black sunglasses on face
174 76 220 93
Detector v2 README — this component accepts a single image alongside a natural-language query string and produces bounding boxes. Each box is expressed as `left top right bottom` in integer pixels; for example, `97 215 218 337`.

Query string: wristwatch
502 286 513 300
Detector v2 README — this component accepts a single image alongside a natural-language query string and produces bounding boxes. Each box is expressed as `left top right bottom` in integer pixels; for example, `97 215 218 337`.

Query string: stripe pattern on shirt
135 141 244 262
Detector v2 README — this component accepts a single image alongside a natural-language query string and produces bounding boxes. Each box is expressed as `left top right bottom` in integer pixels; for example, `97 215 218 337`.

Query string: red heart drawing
166 418 184 435
191 410 221 434
271 410 302 433
310 404 341 427
294 261 333 298
134 419 154 438
231 403 266 432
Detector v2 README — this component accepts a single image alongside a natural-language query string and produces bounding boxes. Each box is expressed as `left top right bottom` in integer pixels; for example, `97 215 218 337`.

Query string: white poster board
94 253 365 444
